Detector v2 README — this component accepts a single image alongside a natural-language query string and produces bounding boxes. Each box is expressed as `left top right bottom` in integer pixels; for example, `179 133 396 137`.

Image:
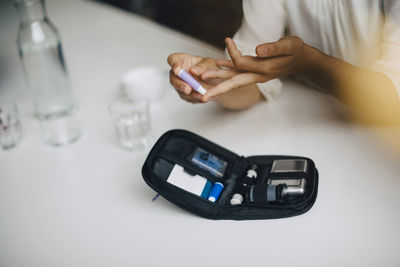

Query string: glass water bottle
15 0 81 146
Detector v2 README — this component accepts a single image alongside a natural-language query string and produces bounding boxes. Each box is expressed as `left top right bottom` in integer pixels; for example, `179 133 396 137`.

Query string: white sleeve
370 0 400 100
227 0 287 101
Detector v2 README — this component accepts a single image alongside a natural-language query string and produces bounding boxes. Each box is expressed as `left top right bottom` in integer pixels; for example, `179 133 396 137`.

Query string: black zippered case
142 129 319 220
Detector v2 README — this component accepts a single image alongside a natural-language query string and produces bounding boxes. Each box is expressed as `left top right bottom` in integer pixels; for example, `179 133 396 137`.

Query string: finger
260 55 295 75
251 55 295 76
256 37 302 57
216 58 234 68
203 73 269 100
201 69 240 80
172 66 182 76
167 53 180 66
167 53 203 75
225 38 266 71
167 53 187 70
225 38 243 65
256 42 287 57
177 90 197 102
169 70 192 95
222 54 294 76
190 58 217 76
172 75 204 102
167 53 202 67
226 53 263 73
190 90 204 101
176 90 202 104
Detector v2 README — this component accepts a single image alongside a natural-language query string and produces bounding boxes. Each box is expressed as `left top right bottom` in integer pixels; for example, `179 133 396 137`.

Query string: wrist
212 84 263 110
303 44 325 73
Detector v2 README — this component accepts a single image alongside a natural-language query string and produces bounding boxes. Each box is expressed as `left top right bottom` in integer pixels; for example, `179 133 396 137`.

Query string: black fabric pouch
142 129 319 220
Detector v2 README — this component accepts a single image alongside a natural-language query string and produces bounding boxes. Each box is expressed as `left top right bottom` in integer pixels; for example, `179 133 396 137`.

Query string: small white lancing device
230 193 244 205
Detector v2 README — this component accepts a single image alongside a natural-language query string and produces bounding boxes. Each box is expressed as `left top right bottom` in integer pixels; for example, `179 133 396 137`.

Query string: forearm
214 84 264 110
305 46 400 124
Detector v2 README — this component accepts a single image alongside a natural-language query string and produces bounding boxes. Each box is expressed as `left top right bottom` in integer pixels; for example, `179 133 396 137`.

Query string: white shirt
232 0 400 101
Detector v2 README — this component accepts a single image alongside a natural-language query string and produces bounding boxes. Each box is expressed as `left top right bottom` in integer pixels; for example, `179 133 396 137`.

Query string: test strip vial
208 182 224 202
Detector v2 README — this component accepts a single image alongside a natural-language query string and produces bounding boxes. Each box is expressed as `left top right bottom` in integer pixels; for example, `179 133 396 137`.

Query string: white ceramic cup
120 66 166 102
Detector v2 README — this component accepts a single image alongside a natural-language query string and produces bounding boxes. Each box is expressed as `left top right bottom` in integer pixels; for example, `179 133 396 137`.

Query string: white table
1 1 400 266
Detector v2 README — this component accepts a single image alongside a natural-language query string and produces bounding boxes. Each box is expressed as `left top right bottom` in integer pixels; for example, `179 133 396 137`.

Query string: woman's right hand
167 53 223 104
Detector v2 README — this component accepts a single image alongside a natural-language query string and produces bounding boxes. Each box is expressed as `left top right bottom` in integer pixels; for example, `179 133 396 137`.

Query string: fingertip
255 45 265 57
190 91 202 100
167 53 174 65
200 71 211 80
200 95 209 103
256 45 268 57
177 83 191 95
190 65 201 75
173 66 181 76
202 91 214 103
184 85 192 95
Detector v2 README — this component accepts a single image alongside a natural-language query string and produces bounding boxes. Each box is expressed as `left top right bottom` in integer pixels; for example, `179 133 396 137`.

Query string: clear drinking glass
109 99 152 151
15 0 81 146
0 103 23 151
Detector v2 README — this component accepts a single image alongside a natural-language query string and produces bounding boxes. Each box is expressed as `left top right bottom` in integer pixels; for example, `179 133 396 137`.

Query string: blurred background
2 0 243 50
0 0 242 101
95 0 243 49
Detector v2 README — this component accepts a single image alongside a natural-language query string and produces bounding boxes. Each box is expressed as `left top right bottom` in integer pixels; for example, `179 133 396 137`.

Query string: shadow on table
171 80 349 133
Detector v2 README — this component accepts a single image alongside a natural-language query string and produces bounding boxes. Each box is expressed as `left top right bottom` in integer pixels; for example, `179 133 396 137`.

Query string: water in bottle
15 0 81 145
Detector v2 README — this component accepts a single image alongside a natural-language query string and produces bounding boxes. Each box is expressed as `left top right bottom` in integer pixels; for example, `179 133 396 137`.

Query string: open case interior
142 129 319 220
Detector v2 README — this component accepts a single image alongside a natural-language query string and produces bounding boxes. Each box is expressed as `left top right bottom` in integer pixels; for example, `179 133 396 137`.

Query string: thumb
256 38 293 58
255 42 280 57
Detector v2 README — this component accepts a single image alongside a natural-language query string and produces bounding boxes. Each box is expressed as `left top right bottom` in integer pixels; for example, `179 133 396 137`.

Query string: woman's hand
167 52 264 109
167 53 223 103
203 37 317 99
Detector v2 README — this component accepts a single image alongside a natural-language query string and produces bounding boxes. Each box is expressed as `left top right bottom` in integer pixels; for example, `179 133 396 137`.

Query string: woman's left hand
202 37 317 100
